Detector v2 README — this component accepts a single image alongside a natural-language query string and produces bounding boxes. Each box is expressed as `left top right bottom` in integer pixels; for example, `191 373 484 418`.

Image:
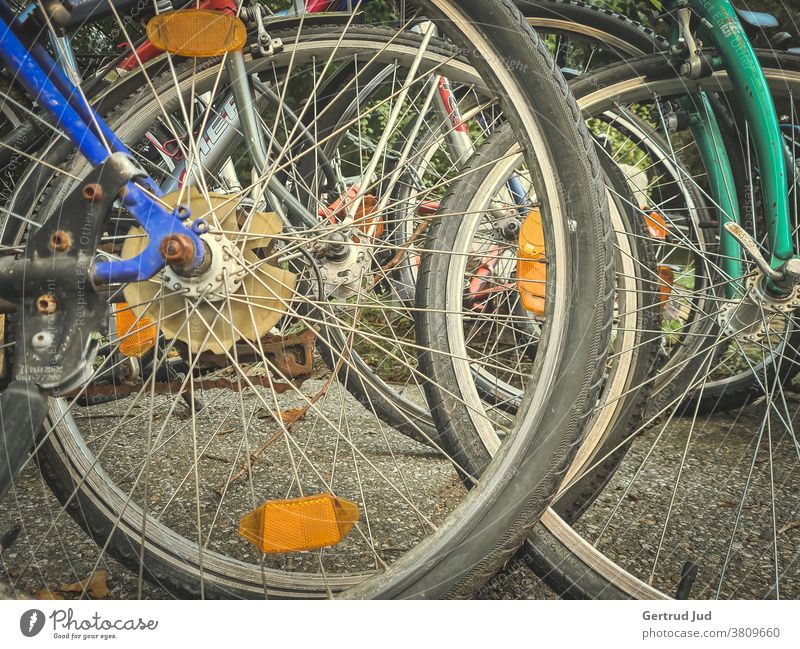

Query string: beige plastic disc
121 188 296 355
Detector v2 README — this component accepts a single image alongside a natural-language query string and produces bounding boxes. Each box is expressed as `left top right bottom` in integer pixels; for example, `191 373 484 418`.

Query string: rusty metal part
159 233 196 271
49 230 72 252
198 328 316 379
68 328 317 401
35 294 58 315
82 183 104 202
69 375 304 400
262 329 315 378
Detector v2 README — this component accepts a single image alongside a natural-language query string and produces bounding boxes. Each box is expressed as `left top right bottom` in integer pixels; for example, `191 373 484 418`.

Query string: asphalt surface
573 391 800 600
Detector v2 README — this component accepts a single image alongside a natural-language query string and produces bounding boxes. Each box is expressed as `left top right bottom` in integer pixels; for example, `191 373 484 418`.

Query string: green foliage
595 0 799 35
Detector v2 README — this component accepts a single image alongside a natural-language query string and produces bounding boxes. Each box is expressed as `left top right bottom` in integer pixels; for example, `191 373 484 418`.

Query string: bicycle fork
666 0 800 337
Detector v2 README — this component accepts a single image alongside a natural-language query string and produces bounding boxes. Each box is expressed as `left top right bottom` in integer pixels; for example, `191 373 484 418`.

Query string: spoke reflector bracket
239 493 360 554
147 10 247 57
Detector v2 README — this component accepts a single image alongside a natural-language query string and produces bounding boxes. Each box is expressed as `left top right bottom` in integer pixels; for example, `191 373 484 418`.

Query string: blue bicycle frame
0 4 206 284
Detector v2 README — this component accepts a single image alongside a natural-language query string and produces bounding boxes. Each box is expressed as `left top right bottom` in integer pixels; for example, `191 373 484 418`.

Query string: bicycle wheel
414 115 659 517
550 105 720 524
411 74 716 525
1 3 612 599
524 50 800 599
300 0 667 435
520 0 665 75
303 7 724 555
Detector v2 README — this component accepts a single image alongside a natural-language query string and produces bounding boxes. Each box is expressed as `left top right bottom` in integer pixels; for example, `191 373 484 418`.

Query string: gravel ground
0 455 554 599
573 392 800 600
0 381 797 600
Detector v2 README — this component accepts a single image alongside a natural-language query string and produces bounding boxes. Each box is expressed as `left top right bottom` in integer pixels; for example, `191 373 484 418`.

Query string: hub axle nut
160 234 195 270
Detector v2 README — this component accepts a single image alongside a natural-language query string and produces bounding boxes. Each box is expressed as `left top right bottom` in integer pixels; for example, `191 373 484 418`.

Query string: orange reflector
115 302 158 358
147 10 247 57
240 493 359 554
517 207 546 316
657 265 675 304
644 210 669 240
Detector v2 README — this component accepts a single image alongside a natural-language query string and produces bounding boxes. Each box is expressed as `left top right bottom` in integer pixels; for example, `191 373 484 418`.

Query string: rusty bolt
82 183 103 202
160 234 195 269
49 230 72 252
36 294 58 315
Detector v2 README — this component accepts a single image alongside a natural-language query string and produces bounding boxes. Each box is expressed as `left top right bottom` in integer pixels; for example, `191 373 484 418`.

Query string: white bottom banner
0 600 797 649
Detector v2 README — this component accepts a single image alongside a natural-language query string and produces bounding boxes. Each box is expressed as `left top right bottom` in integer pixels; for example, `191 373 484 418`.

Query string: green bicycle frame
682 92 745 294
663 0 793 294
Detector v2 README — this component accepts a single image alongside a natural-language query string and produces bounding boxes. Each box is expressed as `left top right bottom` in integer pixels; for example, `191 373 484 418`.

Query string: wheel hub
719 274 800 342
318 242 370 299
164 233 246 300
121 188 296 355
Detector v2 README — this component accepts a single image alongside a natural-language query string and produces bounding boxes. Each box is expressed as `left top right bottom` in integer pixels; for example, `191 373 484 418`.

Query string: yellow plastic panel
240 493 360 554
517 207 547 316
147 10 247 57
